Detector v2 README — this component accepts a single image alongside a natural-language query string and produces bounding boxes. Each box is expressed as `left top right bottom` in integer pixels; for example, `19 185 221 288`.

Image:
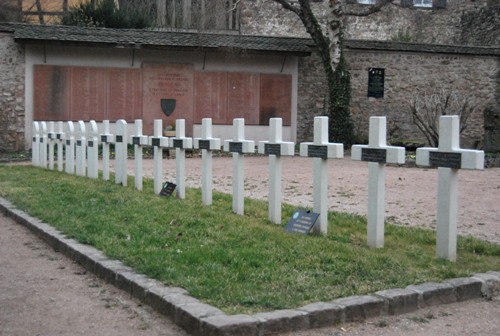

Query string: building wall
0 33 25 151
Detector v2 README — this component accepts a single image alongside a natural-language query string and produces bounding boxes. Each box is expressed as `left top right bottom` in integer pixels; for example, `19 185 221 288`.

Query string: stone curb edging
1 197 499 336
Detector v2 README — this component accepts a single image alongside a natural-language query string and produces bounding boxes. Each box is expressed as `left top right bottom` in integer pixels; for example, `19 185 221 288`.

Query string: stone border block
253 309 309 334
472 273 500 298
176 302 225 336
374 288 419 315
333 295 385 322
446 277 483 301
297 302 342 328
201 314 259 336
145 285 187 317
407 282 457 307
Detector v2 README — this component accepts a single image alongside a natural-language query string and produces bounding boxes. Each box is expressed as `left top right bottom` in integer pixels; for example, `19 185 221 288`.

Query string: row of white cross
32 116 484 262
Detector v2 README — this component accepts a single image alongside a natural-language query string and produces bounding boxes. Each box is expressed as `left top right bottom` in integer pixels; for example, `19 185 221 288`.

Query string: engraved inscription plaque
116 135 123 143
160 182 176 197
48 133 53 140
32 137 36 142
368 68 385 99
173 139 184 149
285 210 319 235
264 143 282 156
307 145 328 159
429 151 462 169
76 140 82 146
101 135 108 143
57 134 62 140
132 137 140 145
151 138 160 147
66 140 70 145
88 141 94 148
229 142 243 153
198 140 211 150
361 148 387 163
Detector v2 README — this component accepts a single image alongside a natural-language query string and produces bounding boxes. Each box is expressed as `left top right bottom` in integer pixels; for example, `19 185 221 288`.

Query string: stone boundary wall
297 42 499 149
460 5 500 46
0 30 25 152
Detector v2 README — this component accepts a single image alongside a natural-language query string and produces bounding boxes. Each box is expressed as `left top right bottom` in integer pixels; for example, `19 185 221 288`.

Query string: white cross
65 121 75 175
148 119 170 195
87 120 99 179
299 116 343 235
169 119 193 199
223 118 255 215
129 119 149 190
115 119 128 186
75 121 87 177
416 115 484 261
32 122 40 166
47 121 56 170
194 118 222 205
56 122 65 172
258 118 295 224
352 117 405 248
39 121 48 169
99 120 115 181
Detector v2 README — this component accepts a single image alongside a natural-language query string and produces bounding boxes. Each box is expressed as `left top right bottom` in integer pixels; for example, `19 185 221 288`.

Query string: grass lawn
0 164 499 314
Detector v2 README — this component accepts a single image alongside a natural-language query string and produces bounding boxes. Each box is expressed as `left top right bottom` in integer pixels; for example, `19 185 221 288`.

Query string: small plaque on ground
429 151 462 169
151 138 160 147
229 142 243 153
132 137 140 145
265 143 281 156
285 210 319 235
307 145 327 159
173 139 184 149
160 182 176 197
361 148 387 163
198 140 210 150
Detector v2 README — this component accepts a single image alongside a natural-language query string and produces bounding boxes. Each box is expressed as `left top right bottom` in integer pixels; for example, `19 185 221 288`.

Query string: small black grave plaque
265 143 282 156
101 135 108 143
88 141 94 148
368 68 385 99
429 151 462 169
229 142 243 153
173 139 184 148
160 182 176 197
76 140 82 146
198 140 211 150
285 210 320 235
307 145 328 159
40 138 44 143
56 134 62 140
66 140 71 146
116 135 123 143
32 137 36 142
132 137 140 145
48 133 53 140
151 138 160 147
361 148 387 163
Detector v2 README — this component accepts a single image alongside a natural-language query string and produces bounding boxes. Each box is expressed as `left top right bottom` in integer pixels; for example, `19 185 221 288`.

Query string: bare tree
409 88 476 147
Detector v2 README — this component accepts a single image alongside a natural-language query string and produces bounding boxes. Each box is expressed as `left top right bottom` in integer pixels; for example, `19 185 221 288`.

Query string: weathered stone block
472 273 500 298
253 309 309 334
144 286 188 318
407 282 457 307
446 277 483 301
175 302 225 336
333 295 385 322
297 301 342 328
374 288 419 315
201 314 259 336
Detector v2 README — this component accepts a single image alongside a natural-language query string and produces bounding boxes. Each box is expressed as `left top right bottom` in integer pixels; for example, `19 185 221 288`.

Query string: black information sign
307 145 328 159
116 135 123 143
429 151 462 169
198 140 211 150
88 141 94 148
40 138 44 143
101 135 108 143
151 138 160 147
361 148 387 163
368 68 385 99
265 143 282 156
160 182 176 197
285 210 319 235
76 140 82 146
229 142 243 153
48 133 53 140
56 134 62 140
132 137 140 145
173 139 184 148
32 137 36 142
66 140 71 146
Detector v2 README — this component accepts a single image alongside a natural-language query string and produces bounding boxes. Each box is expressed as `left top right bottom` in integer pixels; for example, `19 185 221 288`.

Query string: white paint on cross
39 121 48 168
75 121 87 177
65 121 75 175
194 118 222 206
299 116 343 235
223 118 255 215
115 119 128 186
169 119 193 199
258 118 295 224
148 119 170 195
416 115 484 261
32 122 40 166
47 121 56 170
99 120 115 181
352 116 405 248
129 119 149 190
56 122 65 172
87 120 99 179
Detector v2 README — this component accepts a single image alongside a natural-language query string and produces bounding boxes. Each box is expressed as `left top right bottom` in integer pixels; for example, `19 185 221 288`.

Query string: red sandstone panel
107 68 143 122
142 63 194 135
194 72 227 124
33 65 70 121
227 73 260 125
70 67 107 121
259 74 292 126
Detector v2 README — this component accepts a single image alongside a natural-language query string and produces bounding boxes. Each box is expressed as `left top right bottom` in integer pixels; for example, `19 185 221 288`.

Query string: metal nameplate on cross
416 115 484 261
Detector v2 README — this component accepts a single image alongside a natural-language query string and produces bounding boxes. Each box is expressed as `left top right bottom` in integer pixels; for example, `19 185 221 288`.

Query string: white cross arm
351 144 405 164
148 135 169 147
299 142 343 159
100 133 115 144
194 137 221 150
129 134 149 146
416 147 484 170
223 139 255 153
258 140 294 156
169 137 193 149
